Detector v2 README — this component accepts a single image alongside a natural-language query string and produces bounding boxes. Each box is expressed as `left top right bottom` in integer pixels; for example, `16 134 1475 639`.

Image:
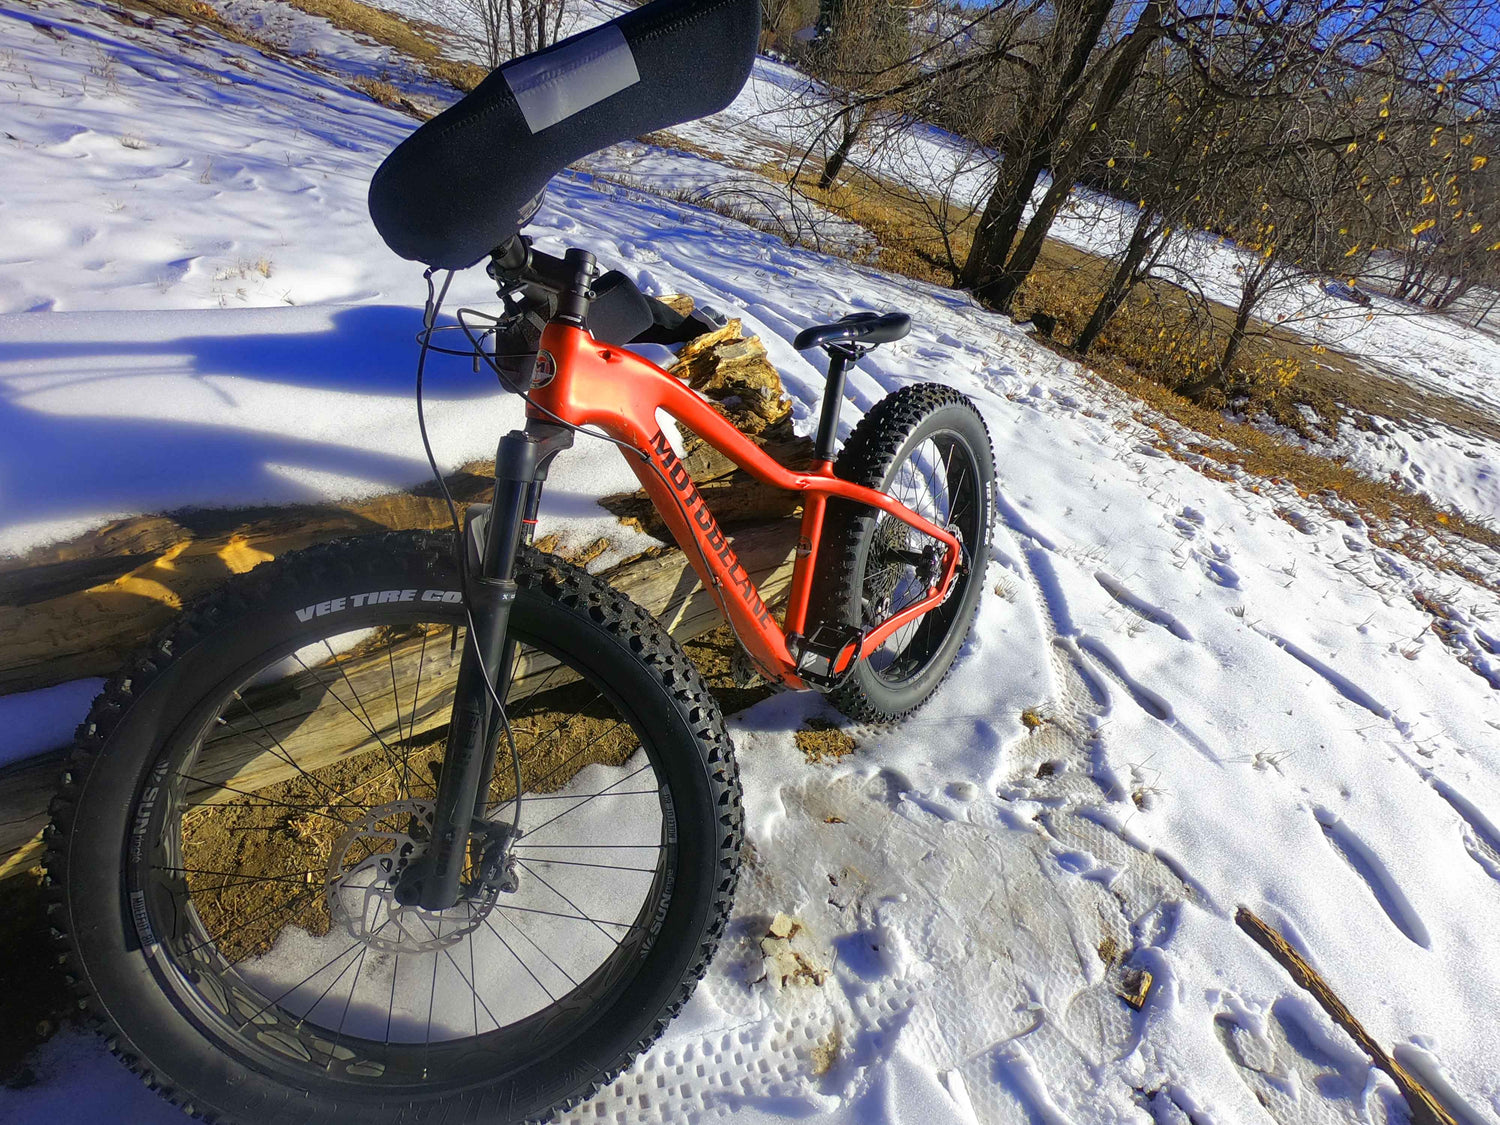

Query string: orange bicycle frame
527 323 962 689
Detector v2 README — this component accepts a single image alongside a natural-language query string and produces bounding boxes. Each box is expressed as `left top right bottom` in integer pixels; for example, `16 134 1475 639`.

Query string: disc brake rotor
326 800 496 954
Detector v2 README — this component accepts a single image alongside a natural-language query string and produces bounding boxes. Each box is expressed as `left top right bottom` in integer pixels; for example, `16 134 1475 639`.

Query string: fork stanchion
410 430 538 911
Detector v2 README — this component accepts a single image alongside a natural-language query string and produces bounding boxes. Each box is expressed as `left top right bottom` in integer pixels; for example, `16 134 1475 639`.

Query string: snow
0 677 104 768
3 1 1500 1124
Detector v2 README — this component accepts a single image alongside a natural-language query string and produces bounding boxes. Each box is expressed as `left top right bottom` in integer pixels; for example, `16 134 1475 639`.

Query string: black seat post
814 346 855 464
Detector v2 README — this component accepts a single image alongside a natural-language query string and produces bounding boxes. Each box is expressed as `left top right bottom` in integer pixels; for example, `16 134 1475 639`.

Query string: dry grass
277 0 485 90
1089 357 1500 585
111 0 484 92
795 717 858 764
351 74 403 107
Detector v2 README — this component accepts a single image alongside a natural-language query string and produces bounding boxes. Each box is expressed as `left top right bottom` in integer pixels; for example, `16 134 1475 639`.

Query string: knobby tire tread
44 530 743 1125
809 383 994 724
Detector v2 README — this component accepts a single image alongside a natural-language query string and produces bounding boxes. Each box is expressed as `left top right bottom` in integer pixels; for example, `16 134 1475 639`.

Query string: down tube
528 326 805 680
619 428 802 682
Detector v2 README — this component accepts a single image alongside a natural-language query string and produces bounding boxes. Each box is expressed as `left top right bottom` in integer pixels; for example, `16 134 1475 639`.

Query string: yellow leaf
1473 155 1489 171
1346 141 1358 153
1107 157 1115 168
1412 218 1436 235
1472 222 1484 234
1344 243 1361 257
1379 107 1389 118
1461 134 1474 145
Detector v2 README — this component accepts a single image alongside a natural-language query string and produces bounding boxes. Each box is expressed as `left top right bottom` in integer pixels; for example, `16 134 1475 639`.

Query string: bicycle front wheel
48 531 741 1125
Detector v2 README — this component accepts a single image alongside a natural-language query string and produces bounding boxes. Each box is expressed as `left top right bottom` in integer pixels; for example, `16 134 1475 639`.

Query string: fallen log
0 519 796 874
0 312 808 873
0 313 812 693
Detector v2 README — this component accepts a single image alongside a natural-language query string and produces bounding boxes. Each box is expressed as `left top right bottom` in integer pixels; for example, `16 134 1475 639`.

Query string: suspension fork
412 422 571 911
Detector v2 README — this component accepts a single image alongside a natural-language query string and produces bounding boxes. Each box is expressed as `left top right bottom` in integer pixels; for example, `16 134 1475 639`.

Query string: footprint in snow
1426 778 1500 887
1214 997 1409 1125
1313 807 1431 948
1094 571 1195 642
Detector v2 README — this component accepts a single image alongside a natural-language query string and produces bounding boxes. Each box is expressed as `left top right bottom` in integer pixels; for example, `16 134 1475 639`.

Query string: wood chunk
601 320 815 542
1117 966 1152 1010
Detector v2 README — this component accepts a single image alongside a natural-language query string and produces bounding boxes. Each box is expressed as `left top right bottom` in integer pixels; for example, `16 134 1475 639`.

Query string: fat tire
809 384 994 723
45 530 742 1125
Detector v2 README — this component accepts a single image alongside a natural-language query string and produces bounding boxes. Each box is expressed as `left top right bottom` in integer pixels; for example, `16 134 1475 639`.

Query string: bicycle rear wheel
810 383 994 722
48 532 741 1125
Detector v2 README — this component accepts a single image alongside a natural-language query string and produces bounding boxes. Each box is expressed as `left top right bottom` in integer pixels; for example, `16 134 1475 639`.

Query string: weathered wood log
1236 907 1459 1125
0 520 796 874
0 467 499 696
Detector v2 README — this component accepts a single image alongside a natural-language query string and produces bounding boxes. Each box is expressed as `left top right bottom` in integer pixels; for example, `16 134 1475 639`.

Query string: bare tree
450 0 568 69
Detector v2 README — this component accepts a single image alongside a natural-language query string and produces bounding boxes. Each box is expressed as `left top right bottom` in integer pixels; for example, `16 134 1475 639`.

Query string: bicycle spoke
492 908 580 990
521 763 651 838
328 945 371 1068
480 914 557 1004
515 860 633 947
219 700 365 816
291 651 408 784
489 899 642 932
521 857 658 873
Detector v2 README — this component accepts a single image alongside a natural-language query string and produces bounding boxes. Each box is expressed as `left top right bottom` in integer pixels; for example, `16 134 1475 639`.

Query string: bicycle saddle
793 311 911 354
368 0 760 269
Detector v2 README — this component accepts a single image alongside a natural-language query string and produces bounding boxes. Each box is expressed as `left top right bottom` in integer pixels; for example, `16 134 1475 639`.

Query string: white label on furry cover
503 25 640 134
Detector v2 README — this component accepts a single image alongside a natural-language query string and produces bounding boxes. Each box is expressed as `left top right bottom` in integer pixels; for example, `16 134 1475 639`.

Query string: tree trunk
958 154 1047 299
1182 255 1272 403
818 111 866 190
958 0 1115 299
987 4 1164 312
1075 208 1158 354
960 0 1164 311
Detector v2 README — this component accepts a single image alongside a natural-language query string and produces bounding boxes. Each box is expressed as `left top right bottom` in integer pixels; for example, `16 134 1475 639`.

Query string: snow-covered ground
4 2 1500 1124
